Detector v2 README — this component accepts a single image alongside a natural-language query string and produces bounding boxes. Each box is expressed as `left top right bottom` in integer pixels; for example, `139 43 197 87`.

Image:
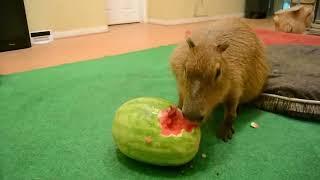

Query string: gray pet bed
254 45 320 120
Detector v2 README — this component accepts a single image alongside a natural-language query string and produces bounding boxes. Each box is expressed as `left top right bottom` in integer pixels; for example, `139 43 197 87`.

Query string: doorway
106 0 146 25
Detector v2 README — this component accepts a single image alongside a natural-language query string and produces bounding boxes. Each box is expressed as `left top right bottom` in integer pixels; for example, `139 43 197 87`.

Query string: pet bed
254 44 320 120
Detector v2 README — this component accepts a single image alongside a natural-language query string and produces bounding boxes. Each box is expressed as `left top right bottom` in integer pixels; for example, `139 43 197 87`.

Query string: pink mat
254 29 320 46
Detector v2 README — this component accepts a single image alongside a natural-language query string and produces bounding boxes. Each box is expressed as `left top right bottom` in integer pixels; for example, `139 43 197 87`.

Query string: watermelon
112 97 201 166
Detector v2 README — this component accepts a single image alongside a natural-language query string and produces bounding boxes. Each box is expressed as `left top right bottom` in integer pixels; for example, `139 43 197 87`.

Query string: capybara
169 18 269 141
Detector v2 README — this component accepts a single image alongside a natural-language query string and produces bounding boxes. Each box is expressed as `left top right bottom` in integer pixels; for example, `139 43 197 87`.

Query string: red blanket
254 29 320 46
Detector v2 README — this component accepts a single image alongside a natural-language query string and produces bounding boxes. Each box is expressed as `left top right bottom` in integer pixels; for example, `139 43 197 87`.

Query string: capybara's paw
217 123 234 142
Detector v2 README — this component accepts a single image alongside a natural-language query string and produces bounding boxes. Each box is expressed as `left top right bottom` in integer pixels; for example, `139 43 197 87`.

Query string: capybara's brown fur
169 18 269 141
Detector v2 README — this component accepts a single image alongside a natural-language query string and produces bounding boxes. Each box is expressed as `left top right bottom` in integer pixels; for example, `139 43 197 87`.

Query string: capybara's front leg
217 97 239 142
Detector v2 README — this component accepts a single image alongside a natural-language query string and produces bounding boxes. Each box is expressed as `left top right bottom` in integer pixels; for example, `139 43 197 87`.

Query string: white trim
142 0 148 23
147 13 244 25
53 25 109 39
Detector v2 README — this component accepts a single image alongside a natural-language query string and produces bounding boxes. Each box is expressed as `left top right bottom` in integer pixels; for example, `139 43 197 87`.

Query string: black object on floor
0 0 31 52
245 0 274 19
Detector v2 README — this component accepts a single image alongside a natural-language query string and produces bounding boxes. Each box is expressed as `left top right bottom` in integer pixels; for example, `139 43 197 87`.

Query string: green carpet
0 45 319 180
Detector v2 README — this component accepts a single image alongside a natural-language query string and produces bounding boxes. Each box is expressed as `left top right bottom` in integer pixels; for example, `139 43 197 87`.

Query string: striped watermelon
112 97 201 166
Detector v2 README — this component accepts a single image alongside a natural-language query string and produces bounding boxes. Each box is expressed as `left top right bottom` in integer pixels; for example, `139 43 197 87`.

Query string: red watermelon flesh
158 106 198 136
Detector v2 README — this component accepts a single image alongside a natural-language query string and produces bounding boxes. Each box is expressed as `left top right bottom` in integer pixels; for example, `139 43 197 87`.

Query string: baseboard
54 25 109 39
148 13 244 25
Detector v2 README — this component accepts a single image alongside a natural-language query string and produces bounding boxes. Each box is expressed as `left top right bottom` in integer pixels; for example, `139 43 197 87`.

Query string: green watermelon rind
112 97 201 166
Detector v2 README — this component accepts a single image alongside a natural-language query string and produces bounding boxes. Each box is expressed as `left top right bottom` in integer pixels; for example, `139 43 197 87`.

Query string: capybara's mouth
158 106 199 136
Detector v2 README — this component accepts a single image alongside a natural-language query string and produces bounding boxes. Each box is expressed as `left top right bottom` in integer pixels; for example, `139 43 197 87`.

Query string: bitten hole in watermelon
158 106 198 136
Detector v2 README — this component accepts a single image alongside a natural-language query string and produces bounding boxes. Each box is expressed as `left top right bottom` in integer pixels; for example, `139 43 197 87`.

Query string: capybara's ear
214 62 222 80
186 37 196 48
185 30 196 49
216 42 229 53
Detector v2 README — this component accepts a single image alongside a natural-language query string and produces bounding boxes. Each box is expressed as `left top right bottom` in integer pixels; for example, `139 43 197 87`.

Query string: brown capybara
273 5 314 34
169 18 269 142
